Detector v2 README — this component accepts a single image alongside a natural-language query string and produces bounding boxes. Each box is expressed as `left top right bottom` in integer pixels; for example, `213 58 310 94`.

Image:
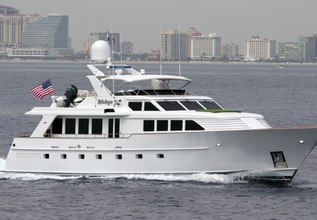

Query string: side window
144 120 154 132
185 120 204 131
157 120 168 131
65 118 76 134
157 101 185 111
180 101 203 110
129 102 142 111
92 118 103 134
171 120 183 131
199 100 222 110
52 118 63 134
144 102 159 111
78 118 89 134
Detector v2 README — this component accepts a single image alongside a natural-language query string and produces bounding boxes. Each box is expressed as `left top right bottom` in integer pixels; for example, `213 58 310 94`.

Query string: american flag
31 79 55 99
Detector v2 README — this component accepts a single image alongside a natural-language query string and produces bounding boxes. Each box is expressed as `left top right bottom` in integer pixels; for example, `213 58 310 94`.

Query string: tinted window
144 120 154 132
185 120 204 131
180 101 203 110
144 102 159 111
65 118 76 134
171 120 183 131
52 118 62 134
157 101 185 111
157 120 168 131
129 102 142 111
92 119 102 134
78 118 89 134
199 100 222 110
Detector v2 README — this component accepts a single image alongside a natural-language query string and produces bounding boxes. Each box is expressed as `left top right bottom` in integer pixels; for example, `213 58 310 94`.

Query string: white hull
5 128 317 183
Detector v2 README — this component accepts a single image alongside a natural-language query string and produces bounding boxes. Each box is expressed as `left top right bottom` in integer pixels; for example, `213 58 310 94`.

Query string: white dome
90 40 111 63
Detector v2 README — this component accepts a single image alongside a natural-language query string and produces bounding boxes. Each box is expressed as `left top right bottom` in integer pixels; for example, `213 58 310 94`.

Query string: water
0 62 317 219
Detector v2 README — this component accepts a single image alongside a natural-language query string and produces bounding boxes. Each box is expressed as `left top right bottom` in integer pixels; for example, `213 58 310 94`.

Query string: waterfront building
278 42 303 62
186 27 202 59
302 34 317 62
121 41 133 55
190 34 221 60
0 5 40 47
22 14 69 48
160 29 187 61
221 42 239 59
244 36 276 60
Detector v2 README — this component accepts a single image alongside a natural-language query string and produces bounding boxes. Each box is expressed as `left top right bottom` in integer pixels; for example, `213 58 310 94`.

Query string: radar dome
90 40 111 63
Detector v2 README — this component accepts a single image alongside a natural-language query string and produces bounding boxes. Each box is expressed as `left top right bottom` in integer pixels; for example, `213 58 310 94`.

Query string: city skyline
2 0 317 52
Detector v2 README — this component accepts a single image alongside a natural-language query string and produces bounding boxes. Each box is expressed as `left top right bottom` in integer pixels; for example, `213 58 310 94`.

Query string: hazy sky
2 0 317 52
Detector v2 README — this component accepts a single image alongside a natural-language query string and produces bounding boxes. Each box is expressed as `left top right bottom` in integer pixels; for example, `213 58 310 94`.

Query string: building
0 5 19 15
6 47 50 58
0 5 40 47
221 42 239 59
22 14 69 48
160 29 187 61
121 41 133 55
186 27 202 59
84 32 120 55
244 36 276 60
302 34 317 62
190 34 221 60
278 42 303 62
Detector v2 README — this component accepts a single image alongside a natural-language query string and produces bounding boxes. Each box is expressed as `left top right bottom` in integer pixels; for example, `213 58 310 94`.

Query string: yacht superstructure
3 40 317 183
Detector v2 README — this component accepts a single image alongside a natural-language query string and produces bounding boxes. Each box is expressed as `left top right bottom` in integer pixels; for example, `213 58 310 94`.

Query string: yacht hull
4 127 317 183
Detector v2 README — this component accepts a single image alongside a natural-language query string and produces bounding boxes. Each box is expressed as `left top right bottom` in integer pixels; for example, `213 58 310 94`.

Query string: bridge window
199 100 222 110
144 102 159 111
181 101 203 110
157 101 185 111
129 102 142 111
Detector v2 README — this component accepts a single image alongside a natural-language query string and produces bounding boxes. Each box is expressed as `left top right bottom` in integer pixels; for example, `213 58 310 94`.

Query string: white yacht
3 41 317 183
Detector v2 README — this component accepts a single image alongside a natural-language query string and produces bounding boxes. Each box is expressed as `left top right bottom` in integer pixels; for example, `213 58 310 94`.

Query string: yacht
3 40 317 183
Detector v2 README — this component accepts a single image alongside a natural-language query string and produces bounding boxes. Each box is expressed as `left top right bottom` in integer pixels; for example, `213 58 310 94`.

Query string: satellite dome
90 40 111 63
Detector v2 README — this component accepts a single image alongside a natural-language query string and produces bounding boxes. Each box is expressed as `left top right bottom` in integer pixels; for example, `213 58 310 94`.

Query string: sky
2 0 317 52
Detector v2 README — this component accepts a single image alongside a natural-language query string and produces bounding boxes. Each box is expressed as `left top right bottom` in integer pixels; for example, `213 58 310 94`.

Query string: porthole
96 154 102 160
61 154 67 159
43 153 49 159
116 154 122 160
136 154 143 159
157 154 164 159
79 154 85 159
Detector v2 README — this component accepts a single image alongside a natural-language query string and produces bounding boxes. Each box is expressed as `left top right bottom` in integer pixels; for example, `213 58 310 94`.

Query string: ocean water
0 61 316 219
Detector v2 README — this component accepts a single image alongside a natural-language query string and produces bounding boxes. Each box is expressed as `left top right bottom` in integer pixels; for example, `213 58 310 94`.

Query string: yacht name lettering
98 99 113 105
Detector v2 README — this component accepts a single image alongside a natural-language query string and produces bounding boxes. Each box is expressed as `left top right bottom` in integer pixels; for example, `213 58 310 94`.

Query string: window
157 154 164 159
108 119 113 138
116 154 122 160
78 118 89 134
144 102 159 111
171 120 183 131
43 153 49 159
96 154 102 160
136 154 143 159
52 118 62 134
65 118 76 134
199 100 222 110
144 120 155 132
180 101 203 110
92 118 102 134
129 102 142 111
157 101 185 111
61 154 67 159
185 120 204 131
157 120 168 131
79 154 85 159
115 118 120 138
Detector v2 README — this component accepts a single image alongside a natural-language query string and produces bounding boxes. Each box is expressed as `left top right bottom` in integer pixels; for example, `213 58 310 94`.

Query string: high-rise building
190 34 221 60
186 27 202 58
84 32 120 55
302 34 317 62
22 14 69 48
221 42 239 58
121 41 133 55
0 5 19 15
160 29 186 61
0 5 40 47
278 42 303 62
244 36 276 60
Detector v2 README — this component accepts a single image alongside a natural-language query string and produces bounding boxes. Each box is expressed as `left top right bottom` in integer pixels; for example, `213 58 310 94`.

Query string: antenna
178 23 181 76
160 23 162 75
